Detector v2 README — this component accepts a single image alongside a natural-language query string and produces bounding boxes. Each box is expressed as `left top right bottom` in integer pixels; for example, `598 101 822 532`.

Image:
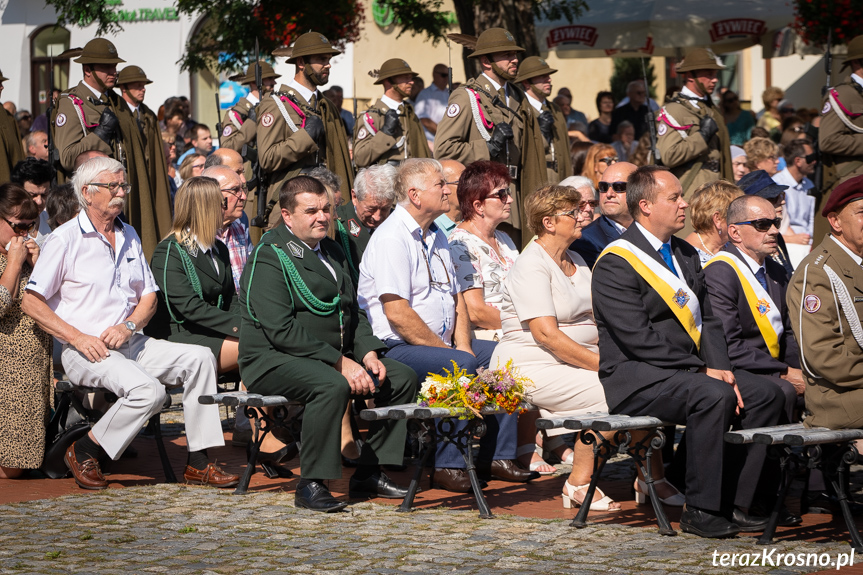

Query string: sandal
543 436 574 465
562 480 621 511
516 444 556 476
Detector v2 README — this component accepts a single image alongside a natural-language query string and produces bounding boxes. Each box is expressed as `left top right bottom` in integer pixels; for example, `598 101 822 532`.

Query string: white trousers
62 334 224 460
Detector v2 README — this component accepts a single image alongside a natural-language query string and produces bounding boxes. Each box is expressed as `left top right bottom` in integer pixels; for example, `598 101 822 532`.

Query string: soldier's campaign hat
0 69 7 83
514 56 558 83
841 35 863 70
278 32 341 64
821 174 863 217
373 59 418 85
469 28 524 59
738 170 788 200
117 66 153 85
74 38 126 65
675 48 725 73
231 61 281 85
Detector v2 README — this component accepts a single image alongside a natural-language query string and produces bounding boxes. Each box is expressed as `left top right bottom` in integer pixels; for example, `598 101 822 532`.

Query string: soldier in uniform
238 175 417 511
787 174 863 429
434 28 544 247
655 48 733 199
0 69 24 184
220 61 280 155
257 32 354 230
815 35 863 242
514 56 571 185
54 39 169 257
353 59 431 169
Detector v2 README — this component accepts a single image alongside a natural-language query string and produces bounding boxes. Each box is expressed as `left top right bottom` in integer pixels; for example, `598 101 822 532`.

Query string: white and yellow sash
598 239 702 349
704 252 783 358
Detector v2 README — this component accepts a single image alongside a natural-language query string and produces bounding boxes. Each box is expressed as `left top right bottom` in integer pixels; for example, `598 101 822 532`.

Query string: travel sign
102 0 179 23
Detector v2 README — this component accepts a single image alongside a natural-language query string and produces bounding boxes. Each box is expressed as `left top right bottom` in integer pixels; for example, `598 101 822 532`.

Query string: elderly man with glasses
203 159 252 294
358 158 535 493
22 156 237 491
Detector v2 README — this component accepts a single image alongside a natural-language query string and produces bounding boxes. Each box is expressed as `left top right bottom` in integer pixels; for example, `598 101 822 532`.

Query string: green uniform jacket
257 84 354 228
148 237 241 359
335 201 372 278
353 98 431 168
787 234 863 429
238 223 384 387
655 93 733 196
0 106 23 184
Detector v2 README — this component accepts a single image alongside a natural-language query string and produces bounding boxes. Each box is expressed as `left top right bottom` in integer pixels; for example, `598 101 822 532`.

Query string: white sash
272 94 300 134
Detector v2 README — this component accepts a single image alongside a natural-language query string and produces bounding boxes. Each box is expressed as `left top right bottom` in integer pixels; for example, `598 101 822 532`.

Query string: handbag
40 387 94 479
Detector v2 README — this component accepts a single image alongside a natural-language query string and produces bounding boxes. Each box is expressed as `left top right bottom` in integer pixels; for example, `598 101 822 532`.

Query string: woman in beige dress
491 184 683 510
0 183 51 478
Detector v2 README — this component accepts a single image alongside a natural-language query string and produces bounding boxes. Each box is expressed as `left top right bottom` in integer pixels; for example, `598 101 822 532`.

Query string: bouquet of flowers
417 359 532 419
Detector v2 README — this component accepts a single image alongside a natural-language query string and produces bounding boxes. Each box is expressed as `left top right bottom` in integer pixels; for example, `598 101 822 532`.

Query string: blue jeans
383 339 517 468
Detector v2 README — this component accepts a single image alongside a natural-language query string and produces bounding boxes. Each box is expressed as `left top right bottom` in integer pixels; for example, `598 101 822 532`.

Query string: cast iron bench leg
832 444 863 553
757 446 794 546
398 421 435 513
234 406 266 495
638 432 675 536
150 412 177 483
571 430 611 528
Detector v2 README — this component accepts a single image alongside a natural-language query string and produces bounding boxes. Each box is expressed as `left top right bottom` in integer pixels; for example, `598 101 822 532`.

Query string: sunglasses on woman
598 156 619 165
3 217 37 235
732 218 781 232
486 187 511 202
598 181 626 193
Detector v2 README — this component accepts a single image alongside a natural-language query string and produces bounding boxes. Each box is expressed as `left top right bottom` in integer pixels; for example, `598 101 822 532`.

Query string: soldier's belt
702 159 720 172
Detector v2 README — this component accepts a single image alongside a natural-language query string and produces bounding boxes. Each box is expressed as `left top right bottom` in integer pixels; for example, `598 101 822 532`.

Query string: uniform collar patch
348 219 361 237
288 241 304 258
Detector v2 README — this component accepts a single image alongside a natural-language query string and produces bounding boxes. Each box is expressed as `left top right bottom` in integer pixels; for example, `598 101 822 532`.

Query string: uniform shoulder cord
335 219 359 281
162 240 224 325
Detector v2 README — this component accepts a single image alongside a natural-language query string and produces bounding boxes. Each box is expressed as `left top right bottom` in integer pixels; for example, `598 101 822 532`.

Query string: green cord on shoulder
162 240 223 325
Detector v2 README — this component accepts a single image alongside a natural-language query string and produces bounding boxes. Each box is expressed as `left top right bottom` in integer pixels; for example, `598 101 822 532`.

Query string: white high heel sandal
634 477 685 507
562 480 620 511
515 444 556 475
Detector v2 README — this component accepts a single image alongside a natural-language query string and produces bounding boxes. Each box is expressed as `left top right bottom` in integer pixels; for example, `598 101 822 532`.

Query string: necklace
696 232 716 257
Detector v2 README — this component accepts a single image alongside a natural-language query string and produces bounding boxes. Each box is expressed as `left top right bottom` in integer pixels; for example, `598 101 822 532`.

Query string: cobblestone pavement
1 483 859 575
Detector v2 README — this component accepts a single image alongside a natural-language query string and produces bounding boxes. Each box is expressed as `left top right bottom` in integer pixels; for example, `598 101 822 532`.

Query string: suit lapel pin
672 288 690 309
288 241 304 258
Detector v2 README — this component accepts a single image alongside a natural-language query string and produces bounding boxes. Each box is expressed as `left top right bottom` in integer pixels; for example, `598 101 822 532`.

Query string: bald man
571 161 638 268
434 159 466 237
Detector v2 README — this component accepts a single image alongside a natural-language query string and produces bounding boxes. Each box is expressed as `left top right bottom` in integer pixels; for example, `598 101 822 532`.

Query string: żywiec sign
709 19 767 42
546 26 599 49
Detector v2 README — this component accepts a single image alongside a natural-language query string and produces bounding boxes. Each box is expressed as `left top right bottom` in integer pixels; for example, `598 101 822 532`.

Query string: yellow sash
598 240 702 349
704 253 781 359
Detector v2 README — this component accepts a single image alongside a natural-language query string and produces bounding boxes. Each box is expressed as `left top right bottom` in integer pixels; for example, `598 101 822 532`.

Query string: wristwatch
124 320 137 333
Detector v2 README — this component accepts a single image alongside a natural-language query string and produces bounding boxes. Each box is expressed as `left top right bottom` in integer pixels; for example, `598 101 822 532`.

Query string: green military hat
74 38 125 65
373 59 418 85
277 32 341 64
117 66 153 85
231 61 281 85
469 28 524 58
841 35 863 70
514 56 558 83
675 48 725 73
0 69 7 83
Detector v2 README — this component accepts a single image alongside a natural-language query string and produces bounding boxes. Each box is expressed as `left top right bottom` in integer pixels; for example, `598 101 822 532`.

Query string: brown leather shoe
184 462 240 488
484 459 541 483
432 467 486 493
64 444 108 490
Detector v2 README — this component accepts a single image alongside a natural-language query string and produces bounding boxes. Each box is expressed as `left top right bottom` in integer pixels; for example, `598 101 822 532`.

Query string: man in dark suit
704 195 804 422
591 165 784 538
571 162 636 268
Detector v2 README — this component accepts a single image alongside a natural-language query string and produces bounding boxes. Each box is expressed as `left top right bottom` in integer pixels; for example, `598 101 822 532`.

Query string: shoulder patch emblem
822 101 831 114
222 125 233 137
803 294 821 313
261 113 275 127
288 241 303 258
446 103 460 118
55 113 67 127
357 127 368 140
657 122 667 136
348 219 361 237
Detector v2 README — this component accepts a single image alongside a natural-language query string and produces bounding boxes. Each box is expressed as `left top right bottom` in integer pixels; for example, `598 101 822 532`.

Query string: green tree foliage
610 58 656 104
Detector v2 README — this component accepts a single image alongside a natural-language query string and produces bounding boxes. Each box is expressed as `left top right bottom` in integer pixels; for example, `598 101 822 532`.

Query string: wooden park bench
536 412 676 536
725 423 863 552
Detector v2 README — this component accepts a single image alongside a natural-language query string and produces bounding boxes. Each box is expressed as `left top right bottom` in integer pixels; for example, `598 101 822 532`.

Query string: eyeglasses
2 217 37 235
554 207 581 219
486 187 511 202
598 181 626 193
421 246 451 289
732 217 781 232
445 181 459 186
598 156 619 165
221 184 247 199
581 200 599 210
88 182 131 194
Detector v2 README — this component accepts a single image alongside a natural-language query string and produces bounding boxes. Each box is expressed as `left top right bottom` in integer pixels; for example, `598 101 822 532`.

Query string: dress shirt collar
381 93 403 111
737 248 765 276
481 73 503 93
82 80 104 101
77 209 120 235
126 102 138 114
526 91 543 112
606 216 627 235
287 79 316 104
246 92 259 106
852 74 863 89
831 234 863 266
680 86 709 109
635 221 667 251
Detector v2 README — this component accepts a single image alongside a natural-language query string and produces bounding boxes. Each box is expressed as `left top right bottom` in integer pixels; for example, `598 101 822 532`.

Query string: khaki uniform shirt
0 106 23 184
220 95 257 153
525 97 571 184
787 234 863 429
353 97 429 168
54 82 115 173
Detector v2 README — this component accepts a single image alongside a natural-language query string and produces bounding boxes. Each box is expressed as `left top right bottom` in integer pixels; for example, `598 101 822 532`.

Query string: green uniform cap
514 56 558 83
373 59 418 85
469 28 524 59
276 32 341 64
230 61 281 85
117 66 152 85
74 38 125 65
675 48 725 73
841 35 863 71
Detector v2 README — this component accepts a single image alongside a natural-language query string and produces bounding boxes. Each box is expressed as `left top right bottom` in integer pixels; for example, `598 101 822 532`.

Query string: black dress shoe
731 507 770 532
247 443 296 479
433 468 486 493
349 472 409 499
295 481 348 512
481 459 540 483
807 491 863 516
680 505 741 538
749 503 802 527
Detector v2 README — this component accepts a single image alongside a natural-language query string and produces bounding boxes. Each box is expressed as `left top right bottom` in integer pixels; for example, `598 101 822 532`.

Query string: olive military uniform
354 98 430 168
0 69 23 184
148 237 240 360
238 223 417 479
220 94 258 153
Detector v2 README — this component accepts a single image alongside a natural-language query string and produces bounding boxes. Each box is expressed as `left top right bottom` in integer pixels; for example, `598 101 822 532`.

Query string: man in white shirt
358 158 535 493
773 138 816 243
414 64 450 147
22 157 237 491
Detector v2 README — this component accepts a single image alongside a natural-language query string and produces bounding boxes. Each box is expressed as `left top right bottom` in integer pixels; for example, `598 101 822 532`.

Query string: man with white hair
358 158 534 492
336 163 398 273
22 157 238 490
570 162 637 268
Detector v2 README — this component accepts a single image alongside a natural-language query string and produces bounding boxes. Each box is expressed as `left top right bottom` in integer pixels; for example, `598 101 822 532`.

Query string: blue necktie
755 268 768 291
659 243 677 277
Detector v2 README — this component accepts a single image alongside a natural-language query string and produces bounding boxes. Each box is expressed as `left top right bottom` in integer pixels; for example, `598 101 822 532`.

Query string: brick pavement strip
0 485 857 574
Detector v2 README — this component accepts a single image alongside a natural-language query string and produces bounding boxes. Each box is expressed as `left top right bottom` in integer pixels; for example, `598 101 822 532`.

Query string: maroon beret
822 174 863 217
